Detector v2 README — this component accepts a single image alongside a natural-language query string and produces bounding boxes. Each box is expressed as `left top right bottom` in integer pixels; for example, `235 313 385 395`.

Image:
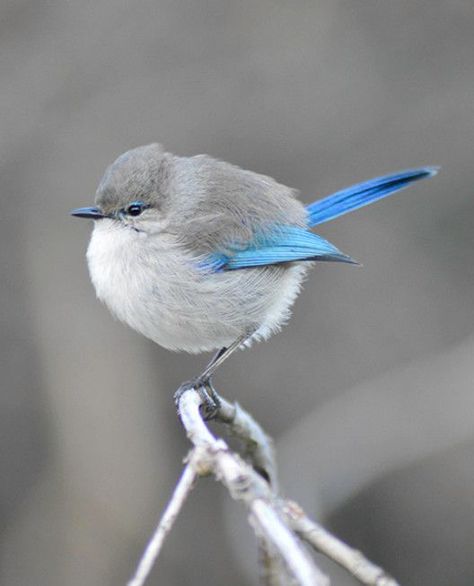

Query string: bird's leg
199 334 250 381
174 330 255 419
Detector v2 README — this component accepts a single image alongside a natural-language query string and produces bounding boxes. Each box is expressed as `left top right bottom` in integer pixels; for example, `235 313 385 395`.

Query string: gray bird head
71 143 172 232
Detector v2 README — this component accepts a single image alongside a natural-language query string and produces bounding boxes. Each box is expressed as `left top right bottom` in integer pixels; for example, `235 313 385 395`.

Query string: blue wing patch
199 167 438 273
306 167 438 227
203 226 357 272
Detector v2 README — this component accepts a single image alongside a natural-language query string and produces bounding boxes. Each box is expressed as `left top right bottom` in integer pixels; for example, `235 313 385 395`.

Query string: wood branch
179 388 328 586
258 537 293 586
128 384 403 586
283 501 400 586
212 391 289 584
212 391 278 489
127 457 198 586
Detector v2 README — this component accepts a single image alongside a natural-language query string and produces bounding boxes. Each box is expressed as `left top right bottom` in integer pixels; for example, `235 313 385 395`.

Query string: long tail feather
306 167 439 227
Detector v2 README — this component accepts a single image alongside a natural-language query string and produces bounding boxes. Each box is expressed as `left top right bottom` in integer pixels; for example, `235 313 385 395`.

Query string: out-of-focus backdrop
1 1 474 585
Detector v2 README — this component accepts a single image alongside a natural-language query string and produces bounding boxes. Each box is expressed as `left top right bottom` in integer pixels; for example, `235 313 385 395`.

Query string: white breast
86 220 309 353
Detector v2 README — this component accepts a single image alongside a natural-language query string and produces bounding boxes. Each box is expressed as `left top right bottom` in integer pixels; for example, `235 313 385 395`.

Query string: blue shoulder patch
202 225 357 272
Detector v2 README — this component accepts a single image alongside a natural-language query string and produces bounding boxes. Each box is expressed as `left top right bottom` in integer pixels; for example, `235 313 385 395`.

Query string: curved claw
174 378 221 420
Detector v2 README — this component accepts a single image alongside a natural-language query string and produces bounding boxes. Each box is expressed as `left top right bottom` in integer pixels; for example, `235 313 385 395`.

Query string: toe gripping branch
174 377 221 421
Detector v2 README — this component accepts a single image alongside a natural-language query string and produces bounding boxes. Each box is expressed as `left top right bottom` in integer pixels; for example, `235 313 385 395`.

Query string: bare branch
283 501 400 586
211 391 300 584
258 537 293 586
251 500 329 586
211 390 401 586
214 392 278 489
178 388 328 586
129 385 402 586
127 457 198 586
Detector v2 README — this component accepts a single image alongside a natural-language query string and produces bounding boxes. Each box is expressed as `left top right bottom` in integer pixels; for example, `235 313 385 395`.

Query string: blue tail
306 167 439 227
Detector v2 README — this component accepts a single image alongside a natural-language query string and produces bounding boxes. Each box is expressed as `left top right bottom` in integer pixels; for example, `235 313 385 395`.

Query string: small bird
72 144 437 402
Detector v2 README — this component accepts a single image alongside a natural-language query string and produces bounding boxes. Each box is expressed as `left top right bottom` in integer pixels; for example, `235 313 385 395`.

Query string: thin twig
214 392 278 489
251 500 329 586
258 537 292 586
178 389 328 586
208 391 286 584
129 385 402 586
283 501 400 586
211 389 401 586
127 456 198 586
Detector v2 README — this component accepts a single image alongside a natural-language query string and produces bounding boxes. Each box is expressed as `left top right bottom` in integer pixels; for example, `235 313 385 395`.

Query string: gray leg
174 330 255 418
199 333 251 381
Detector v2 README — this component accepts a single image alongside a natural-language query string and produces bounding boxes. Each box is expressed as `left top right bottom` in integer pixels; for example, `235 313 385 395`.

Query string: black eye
125 201 146 217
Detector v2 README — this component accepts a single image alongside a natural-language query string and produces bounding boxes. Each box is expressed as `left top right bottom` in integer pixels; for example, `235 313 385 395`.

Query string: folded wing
204 225 357 272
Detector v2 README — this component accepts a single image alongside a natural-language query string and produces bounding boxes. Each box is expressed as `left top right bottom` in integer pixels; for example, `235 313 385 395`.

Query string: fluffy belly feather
87 221 309 353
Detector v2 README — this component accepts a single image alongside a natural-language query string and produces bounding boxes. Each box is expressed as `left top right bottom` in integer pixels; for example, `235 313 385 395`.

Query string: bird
71 143 437 406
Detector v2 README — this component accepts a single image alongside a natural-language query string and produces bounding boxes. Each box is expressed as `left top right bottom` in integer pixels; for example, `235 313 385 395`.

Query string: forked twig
128 386 401 586
179 389 329 586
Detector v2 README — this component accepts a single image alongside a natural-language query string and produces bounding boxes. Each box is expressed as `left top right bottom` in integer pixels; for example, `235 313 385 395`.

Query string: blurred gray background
1 1 474 584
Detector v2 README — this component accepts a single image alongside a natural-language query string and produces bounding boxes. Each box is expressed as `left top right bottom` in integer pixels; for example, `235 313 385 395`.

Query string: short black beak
70 206 106 219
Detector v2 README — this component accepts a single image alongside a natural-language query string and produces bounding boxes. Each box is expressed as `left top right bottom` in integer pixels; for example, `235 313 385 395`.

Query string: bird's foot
174 377 221 420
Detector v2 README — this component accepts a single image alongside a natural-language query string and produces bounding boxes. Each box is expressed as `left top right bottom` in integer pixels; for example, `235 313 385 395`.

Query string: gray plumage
87 143 310 353
72 144 437 390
